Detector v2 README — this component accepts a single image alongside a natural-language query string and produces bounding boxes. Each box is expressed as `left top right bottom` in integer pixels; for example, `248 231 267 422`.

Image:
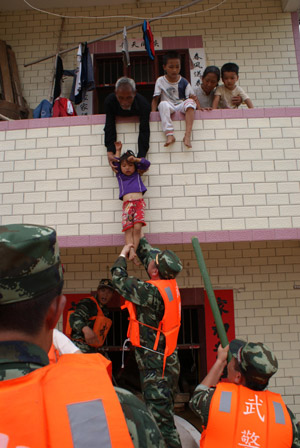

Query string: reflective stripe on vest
67 399 112 448
273 401 286 424
219 390 232 413
201 382 293 448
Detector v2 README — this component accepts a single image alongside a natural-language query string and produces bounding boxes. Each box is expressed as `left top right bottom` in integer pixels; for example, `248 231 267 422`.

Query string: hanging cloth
74 42 95 105
74 43 83 103
142 20 155 60
122 27 130 67
53 55 64 101
33 99 52 119
52 97 77 117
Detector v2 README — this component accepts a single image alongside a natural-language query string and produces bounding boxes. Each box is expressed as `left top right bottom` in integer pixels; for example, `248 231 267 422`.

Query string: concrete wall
0 0 299 108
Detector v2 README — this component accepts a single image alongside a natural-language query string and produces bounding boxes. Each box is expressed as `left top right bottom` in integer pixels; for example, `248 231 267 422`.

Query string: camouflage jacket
111 237 179 372
0 341 165 448
0 341 49 381
189 384 300 447
69 296 110 352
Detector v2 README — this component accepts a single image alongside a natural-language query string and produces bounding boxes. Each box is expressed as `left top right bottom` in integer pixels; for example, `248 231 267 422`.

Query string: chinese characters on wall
189 48 206 91
116 37 163 52
204 289 235 372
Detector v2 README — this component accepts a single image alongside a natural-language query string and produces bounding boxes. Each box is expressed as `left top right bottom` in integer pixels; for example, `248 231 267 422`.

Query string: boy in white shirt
212 62 254 109
152 51 197 148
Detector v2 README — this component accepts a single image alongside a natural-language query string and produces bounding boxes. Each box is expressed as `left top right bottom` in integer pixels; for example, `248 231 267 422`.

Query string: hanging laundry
33 99 52 119
142 20 155 60
53 55 64 101
63 69 77 102
122 26 130 67
52 97 77 117
74 44 83 103
74 42 95 105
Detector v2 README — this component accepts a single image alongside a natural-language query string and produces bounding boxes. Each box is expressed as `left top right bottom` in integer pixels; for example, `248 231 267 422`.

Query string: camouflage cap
0 224 64 305
230 339 278 385
155 250 182 280
97 278 114 290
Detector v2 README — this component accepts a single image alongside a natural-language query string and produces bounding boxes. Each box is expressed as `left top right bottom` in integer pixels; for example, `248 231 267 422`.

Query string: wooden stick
191 237 231 360
0 113 12 121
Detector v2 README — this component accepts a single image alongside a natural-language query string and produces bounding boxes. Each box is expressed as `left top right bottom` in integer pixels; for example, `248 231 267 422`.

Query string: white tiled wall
1 116 300 233
0 0 299 108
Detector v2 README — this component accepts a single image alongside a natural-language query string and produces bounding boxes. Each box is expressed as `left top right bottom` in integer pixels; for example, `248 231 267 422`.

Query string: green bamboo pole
191 237 231 360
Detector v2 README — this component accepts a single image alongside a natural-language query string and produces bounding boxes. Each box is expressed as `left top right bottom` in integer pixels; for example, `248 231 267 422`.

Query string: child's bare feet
129 248 140 265
132 256 140 266
164 134 176 147
183 134 192 148
129 247 136 261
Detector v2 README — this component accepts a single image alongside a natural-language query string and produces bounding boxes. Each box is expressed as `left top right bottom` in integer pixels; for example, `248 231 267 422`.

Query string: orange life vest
0 353 133 448
48 343 60 364
65 296 112 347
201 382 293 448
122 279 181 374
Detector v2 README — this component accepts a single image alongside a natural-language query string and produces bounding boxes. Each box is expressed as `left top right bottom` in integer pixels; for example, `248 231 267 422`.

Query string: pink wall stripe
58 228 300 248
1 107 300 131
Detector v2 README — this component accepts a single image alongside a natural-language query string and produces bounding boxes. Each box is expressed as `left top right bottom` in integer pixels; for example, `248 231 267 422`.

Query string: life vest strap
153 321 163 351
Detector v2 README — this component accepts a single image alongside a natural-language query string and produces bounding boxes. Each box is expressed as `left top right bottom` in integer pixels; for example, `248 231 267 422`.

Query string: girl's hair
202 65 221 82
119 150 137 171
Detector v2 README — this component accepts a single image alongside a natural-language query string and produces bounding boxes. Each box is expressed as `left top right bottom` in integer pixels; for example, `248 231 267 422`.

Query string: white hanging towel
122 27 130 67
74 43 82 97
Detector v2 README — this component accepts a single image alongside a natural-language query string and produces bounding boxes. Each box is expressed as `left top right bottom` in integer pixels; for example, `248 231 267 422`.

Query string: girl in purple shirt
115 142 150 264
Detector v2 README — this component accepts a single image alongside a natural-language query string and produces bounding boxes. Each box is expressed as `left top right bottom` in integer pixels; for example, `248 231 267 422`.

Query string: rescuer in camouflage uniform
69 278 114 353
111 236 183 448
189 340 300 447
0 224 166 448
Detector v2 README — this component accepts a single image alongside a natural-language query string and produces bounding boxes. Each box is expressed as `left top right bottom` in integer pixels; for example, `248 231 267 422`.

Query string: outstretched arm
111 245 160 310
189 344 229 427
212 95 220 109
137 99 150 158
151 96 160 112
245 98 254 108
201 344 229 387
115 141 122 158
136 236 161 270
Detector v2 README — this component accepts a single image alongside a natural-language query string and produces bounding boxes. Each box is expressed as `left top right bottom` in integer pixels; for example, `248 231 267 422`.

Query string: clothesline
24 0 204 68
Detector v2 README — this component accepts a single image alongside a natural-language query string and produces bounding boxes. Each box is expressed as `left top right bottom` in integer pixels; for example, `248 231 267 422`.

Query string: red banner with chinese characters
204 289 235 372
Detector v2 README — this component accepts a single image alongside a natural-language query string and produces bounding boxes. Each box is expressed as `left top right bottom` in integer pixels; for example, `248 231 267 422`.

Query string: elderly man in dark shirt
104 77 151 171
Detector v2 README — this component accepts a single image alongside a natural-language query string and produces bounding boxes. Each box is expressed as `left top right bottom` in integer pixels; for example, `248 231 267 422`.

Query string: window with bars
93 50 191 113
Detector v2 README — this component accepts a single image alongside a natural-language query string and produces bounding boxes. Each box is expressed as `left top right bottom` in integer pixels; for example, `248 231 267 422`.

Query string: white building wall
1 114 300 233
0 0 299 108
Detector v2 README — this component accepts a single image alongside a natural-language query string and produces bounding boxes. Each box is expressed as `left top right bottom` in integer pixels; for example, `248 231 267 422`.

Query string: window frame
93 49 191 114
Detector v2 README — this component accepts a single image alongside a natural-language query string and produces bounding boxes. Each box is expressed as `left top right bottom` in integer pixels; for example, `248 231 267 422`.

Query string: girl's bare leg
125 228 136 261
132 223 143 265
183 107 194 148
